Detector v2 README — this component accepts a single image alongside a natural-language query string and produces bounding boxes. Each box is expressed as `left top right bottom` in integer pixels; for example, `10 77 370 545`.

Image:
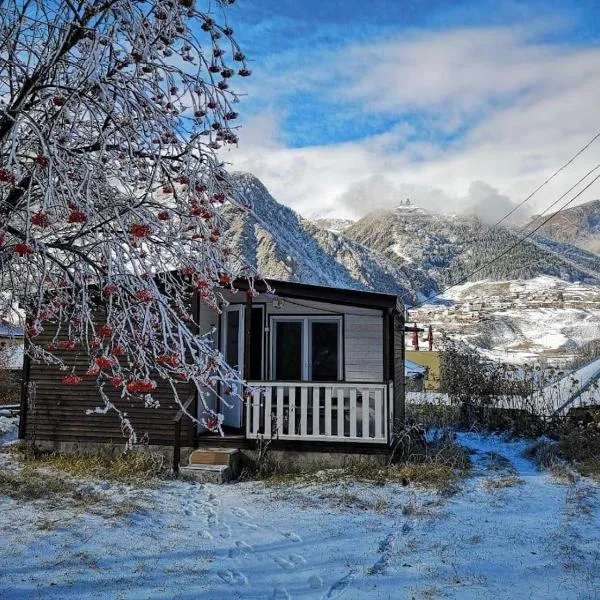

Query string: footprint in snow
238 520 259 530
271 585 291 600
228 540 254 558
273 556 295 570
326 570 356 598
289 553 306 566
308 575 324 589
199 529 213 540
282 531 302 542
231 506 251 518
272 553 306 570
219 522 232 539
217 569 248 586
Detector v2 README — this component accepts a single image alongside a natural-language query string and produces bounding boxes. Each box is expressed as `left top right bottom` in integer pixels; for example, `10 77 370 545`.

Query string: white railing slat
374 389 383 440
349 389 357 438
252 389 261 435
263 387 272 439
325 387 332 437
276 387 284 437
312 389 320 436
246 391 252 436
337 388 344 437
300 387 308 437
288 386 296 436
361 389 370 438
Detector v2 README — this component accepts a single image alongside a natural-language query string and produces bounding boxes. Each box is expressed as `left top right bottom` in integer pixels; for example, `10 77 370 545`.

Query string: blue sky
220 0 600 219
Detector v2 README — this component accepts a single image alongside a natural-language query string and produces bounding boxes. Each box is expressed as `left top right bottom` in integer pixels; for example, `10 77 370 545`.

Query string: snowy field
1 417 600 599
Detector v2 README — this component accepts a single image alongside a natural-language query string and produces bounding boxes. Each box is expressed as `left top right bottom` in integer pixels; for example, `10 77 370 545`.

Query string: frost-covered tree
0 0 257 443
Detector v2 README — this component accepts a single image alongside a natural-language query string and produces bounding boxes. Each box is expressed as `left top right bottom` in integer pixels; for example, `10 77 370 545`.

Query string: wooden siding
24 324 196 447
393 311 405 422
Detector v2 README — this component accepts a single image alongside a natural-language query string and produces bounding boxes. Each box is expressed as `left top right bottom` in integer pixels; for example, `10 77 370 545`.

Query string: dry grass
483 475 523 489
576 459 600 480
0 468 76 502
8 444 167 484
523 440 560 469
0 461 146 518
246 439 471 492
523 441 576 483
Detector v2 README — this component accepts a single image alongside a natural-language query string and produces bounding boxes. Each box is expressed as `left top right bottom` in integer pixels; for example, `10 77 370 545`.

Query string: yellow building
405 351 441 391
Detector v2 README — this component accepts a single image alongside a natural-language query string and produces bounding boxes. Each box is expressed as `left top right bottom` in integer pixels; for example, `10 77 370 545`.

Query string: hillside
344 205 600 288
526 199 600 254
409 276 600 364
225 173 437 303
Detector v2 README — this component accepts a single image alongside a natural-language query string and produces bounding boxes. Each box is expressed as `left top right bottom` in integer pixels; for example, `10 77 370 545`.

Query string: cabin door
220 305 245 430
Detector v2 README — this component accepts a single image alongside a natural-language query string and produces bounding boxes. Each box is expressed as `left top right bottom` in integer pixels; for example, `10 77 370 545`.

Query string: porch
245 381 392 444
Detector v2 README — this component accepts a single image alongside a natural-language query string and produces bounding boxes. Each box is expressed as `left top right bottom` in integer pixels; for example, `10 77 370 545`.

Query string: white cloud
226 24 600 221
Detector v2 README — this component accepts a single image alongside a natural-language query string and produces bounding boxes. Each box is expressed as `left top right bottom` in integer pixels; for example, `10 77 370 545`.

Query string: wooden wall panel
24 322 197 447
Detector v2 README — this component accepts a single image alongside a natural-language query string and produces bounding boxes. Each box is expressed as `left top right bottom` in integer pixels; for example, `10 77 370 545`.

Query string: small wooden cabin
20 279 405 466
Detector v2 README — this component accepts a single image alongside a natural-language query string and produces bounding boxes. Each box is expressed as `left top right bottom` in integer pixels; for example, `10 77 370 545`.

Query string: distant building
405 351 441 391
0 322 24 371
405 359 427 392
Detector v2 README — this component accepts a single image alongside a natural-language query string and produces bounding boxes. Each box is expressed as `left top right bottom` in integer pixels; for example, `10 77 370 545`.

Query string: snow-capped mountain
344 207 600 287
222 174 600 363
526 199 600 255
310 218 355 233
225 173 437 304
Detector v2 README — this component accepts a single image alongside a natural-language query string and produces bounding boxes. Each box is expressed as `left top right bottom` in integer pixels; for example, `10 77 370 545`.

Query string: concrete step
189 448 240 468
179 464 232 485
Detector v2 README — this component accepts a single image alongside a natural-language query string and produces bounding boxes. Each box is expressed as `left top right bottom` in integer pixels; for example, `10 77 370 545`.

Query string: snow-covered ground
412 276 600 364
1 427 600 599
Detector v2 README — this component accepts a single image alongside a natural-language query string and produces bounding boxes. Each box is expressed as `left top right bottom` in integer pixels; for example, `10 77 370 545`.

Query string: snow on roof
539 356 600 414
0 324 23 337
405 359 427 377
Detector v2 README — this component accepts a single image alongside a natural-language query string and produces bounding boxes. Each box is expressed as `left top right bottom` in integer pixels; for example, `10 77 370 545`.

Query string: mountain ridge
526 199 600 254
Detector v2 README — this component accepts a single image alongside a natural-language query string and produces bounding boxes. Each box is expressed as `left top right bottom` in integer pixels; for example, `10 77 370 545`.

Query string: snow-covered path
1 432 600 599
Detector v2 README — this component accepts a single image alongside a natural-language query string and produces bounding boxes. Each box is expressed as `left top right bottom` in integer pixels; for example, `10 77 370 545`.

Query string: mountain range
224 173 600 362
228 173 600 302
526 199 600 254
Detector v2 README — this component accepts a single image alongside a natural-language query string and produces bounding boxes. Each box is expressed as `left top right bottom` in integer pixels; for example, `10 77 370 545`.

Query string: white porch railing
246 382 390 444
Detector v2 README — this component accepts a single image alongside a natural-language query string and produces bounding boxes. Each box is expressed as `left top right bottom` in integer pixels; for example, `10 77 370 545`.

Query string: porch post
244 292 252 378
18 348 31 440
242 292 253 436
393 309 406 423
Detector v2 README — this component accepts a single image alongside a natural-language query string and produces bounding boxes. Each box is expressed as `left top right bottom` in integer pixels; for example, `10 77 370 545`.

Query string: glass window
311 321 340 381
274 321 303 380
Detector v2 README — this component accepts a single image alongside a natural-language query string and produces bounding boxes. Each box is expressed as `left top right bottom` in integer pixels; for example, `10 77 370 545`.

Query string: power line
411 168 600 311
480 131 600 232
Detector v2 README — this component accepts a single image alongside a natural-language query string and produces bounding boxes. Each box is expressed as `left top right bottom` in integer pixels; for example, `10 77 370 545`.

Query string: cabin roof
234 277 403 311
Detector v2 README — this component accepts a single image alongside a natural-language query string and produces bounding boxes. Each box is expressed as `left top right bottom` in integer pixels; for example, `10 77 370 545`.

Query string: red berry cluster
130 223 152 238
68 210 88 224
157 353 180 368
135 289 153 303
98 324 114 337
126 379 157 394
95 356 115 370
62 373 82 385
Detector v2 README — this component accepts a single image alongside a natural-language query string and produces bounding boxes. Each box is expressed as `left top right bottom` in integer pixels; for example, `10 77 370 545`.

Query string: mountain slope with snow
225 173 437 303
526 199 600 254
345 206 600 287
410 276 600 363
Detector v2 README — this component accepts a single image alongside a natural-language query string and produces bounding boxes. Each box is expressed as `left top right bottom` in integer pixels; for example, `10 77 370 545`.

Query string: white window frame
221 305 245 377
270 315 343 381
